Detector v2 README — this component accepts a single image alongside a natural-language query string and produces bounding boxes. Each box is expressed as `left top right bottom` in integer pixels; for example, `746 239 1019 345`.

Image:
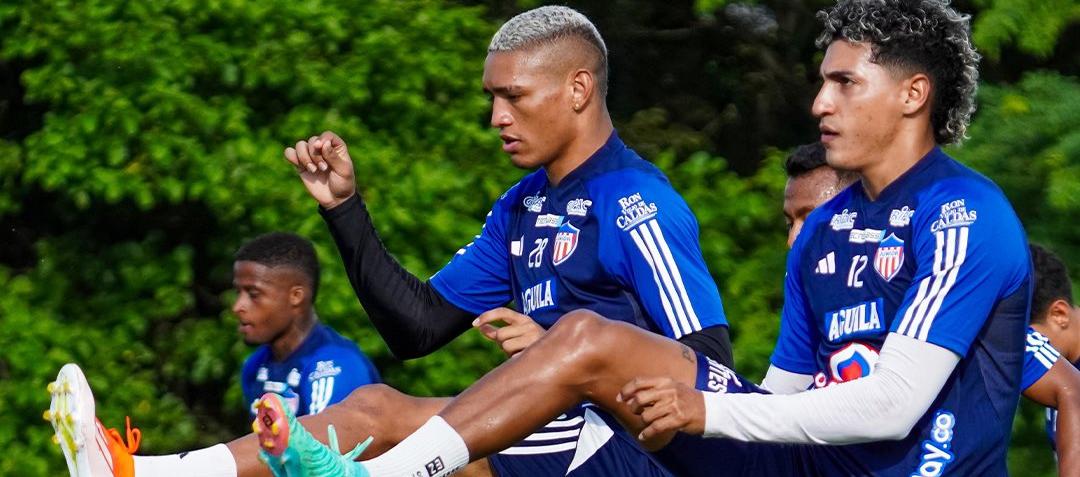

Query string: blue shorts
488 403 673 477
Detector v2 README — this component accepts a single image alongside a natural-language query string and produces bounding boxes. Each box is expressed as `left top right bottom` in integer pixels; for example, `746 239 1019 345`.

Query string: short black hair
1030 243 1073 324
817 0 980 145
784 142 859 184
785 142 828 178
235 232 320 302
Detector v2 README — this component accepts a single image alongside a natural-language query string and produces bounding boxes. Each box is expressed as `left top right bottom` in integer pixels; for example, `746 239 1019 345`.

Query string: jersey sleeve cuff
318 193 363 221
429 274 492 315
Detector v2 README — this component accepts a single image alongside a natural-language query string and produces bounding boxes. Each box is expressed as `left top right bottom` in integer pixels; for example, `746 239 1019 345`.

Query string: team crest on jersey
889 206 915 227
523 194 546 213
566 198 592 217
552 223 580 266
930 199 977 233
873 234 905 281
814 342 880 388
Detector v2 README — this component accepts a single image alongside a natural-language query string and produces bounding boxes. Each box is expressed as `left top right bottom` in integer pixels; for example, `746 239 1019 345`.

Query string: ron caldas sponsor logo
825 298 885 343
873 234 905 281
615 193 658 231
889 206 915 227
520 279 557 315
830 209 857 231
309 360 342 381
566 198 592 217
552 223 580 266
930 199 977 233
913 411 956 477
523 194 546 213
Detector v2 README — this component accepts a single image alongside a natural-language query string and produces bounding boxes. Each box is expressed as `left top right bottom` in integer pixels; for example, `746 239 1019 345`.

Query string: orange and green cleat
254 392 373 477
47 363 140 477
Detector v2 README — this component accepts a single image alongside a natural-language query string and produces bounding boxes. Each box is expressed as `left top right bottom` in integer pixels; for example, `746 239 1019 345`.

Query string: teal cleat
254 392 373 477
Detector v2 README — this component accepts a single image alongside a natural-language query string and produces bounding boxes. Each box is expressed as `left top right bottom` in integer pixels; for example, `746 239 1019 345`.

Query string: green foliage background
0 0 1075 475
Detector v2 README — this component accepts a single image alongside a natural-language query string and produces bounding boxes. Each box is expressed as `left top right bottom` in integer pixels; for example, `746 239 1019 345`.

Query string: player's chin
507 151 543 170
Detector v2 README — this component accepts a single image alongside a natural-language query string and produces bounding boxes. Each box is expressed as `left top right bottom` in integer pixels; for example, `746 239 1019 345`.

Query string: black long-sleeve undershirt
320 194 475 360
320 194 734 366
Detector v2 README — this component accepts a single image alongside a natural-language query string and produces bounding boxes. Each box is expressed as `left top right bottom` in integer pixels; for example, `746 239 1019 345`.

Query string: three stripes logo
1027 330 1061 370
815 252 836 275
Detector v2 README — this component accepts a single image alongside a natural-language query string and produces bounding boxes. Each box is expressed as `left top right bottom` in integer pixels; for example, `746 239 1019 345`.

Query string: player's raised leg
437 310 703 455
47 363 138 477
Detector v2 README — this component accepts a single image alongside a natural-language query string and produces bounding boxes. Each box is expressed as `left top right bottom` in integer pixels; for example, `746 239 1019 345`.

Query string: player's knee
340 383 399 420
549 309 617 361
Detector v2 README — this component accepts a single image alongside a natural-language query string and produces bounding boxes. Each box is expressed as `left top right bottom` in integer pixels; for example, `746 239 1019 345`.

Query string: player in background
47 6 727 477
46 232 380 477
786 146 1080 476
248 1 1036 475
1027 244 1080 470
234 233 380 419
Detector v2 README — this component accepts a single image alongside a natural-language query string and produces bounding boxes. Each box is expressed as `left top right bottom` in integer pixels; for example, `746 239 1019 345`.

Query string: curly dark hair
816 0 980 145
235 232 321 302
784 142 860 184
1030 243 1074 324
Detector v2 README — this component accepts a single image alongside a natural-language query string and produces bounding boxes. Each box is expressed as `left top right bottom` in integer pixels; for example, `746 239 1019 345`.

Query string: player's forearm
1057 393 1080 476
760 365 813 394
703 333 958 444
320 194 473 359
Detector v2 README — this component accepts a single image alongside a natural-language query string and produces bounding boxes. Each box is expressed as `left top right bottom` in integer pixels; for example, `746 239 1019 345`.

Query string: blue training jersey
771 147 1031 476
430 131 726 338
241 323 380 417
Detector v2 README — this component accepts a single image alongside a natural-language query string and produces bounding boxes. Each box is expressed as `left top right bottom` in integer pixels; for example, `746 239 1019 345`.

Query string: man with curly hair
210 1 1031 475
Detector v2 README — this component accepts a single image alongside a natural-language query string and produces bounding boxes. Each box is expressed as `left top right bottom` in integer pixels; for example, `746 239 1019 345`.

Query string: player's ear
901 72 931 116
289 285 306 307
570 68 594 113
1048 299 1073 330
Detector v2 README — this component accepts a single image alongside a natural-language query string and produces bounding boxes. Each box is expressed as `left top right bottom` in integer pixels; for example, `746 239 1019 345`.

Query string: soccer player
786 146 1080 475
1027 244 1080 469
233 233 380 419
48 6 727 477
249 1 1035 475
46 232 380 477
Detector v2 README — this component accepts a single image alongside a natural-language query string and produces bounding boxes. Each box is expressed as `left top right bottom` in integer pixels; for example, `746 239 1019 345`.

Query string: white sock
133 444 238 477
361 416 470 477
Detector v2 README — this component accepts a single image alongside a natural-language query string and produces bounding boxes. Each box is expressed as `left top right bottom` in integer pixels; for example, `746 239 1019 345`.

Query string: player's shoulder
241 345 271 378
911 151 1013 218
800 183 860 243
307 324 371 364
493 170 548 212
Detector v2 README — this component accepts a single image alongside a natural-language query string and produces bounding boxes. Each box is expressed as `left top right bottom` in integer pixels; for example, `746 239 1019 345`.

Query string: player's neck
544 113 614 186
859 130 936 200
270 311 318 361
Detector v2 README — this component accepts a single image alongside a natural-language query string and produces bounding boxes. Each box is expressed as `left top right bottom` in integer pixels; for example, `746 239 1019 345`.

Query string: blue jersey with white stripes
1023 328 1059 390
241 323 380 418
431 131 727 338
771 148 1031 476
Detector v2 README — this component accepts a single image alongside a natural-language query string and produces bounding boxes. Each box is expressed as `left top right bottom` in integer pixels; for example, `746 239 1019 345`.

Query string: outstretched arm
624 333 958 443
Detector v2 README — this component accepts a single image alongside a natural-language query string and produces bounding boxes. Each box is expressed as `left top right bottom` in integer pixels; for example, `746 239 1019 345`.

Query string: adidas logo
815 252 836 275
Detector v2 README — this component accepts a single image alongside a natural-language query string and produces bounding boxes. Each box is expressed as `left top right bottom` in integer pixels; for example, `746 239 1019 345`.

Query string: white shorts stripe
521 429 581 441
629 228 685 338
541 417 585 428
497 441 577 455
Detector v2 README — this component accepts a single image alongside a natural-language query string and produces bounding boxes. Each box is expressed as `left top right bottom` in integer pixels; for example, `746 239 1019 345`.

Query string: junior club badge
873 233 905 282
552 223 580 266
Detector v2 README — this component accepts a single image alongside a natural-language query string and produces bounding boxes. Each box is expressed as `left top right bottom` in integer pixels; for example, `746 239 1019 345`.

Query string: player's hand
618 377 706 441
474 307 546 357
283 131 356 209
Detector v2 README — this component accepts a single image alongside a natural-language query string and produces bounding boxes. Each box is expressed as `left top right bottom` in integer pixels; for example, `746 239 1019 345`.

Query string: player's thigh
550 312 698 428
